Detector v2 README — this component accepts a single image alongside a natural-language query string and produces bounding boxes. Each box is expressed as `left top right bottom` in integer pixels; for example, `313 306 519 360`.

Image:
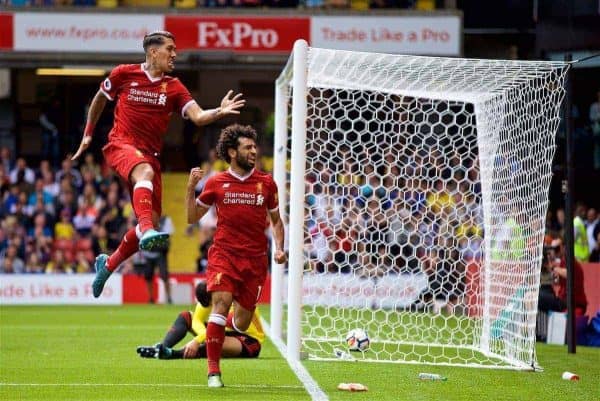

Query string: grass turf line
1 305 598 401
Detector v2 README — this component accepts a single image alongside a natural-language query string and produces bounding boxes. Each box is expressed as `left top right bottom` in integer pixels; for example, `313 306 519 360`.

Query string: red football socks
133 181 154 233
206 314 227 376
106 228 139 272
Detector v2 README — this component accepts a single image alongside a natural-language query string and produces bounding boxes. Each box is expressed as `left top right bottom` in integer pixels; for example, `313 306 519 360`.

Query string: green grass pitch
1 305 598 401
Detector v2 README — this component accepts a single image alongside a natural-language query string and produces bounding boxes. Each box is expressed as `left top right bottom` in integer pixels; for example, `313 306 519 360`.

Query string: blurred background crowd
1 0 432 9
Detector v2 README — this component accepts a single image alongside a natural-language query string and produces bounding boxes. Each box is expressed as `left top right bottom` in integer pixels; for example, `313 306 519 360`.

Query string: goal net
271 40 569 370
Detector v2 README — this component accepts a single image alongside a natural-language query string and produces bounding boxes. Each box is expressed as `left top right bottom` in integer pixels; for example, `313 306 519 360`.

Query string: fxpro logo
197 22 278 49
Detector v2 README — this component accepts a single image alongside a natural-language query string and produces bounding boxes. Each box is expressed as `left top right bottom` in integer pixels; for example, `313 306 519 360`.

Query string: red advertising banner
0 13 14 50
122 273 272 304
165 16 310 53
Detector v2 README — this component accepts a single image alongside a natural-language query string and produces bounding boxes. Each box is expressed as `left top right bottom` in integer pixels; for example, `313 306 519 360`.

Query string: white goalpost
271 39 570 370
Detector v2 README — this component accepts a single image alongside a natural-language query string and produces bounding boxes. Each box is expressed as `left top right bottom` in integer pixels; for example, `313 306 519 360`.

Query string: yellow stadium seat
416 0 435 10
121 0 171 7
174 0 196 7
350 0 368 10
97 0 118 7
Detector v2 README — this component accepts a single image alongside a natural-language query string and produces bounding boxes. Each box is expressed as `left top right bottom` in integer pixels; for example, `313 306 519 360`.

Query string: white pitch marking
0 383 303 390
261 318 329 401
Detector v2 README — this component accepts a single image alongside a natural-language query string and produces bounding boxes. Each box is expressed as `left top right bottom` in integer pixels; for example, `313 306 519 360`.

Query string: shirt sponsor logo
223 191 262 206
127 88 166 107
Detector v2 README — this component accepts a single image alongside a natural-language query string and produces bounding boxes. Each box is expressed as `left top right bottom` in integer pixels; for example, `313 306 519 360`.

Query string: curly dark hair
195 280 210 307
143 30 175 53
216 124 258 163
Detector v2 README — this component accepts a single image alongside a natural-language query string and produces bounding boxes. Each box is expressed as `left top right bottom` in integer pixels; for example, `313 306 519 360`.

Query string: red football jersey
100 63 195 154
197 168 279 257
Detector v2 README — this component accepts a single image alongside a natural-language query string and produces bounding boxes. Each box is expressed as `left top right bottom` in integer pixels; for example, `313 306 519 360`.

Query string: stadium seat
416 0 435 10
173 0 196 7
75 237 95 262
97 0 118 7
53 238 75 262
350 0 368 10
75 237 92 251
121 0 170 6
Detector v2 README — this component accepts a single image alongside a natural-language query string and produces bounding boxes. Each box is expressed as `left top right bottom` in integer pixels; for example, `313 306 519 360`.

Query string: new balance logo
130 82 139 87
223 183 230 188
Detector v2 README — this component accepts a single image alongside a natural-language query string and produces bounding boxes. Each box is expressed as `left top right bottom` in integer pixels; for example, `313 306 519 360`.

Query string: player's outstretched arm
185 90 245 127
270 209 287 264
186 167 209 224
72 90 108 161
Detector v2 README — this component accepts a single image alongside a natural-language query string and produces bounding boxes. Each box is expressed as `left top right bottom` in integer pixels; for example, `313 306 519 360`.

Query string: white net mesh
276 47 569 370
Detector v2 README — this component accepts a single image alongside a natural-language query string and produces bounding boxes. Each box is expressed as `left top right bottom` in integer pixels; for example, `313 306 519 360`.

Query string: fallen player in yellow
136 280 264 359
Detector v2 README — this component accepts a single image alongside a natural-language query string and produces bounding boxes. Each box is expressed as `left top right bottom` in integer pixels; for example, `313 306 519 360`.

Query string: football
346 328 370 352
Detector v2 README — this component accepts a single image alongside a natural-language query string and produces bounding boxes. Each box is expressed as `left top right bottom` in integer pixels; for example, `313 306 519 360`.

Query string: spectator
98 190 125 243
54 209 76 240
538 239 587 315
419 248 465 315
0 165 10 201
39 97 62 167
9 157 35 186
0 146 14 174
589 89 600 170
28 212 53 240
73 202 96 236
11 191 30 228
41 169 60 198
589 232 600 263
555 208 565 236
54 186 77 218
0 244 25 273
37 159 52 179
573 203 589 262
27 195 55 223
55 158 83 190
80 153 101 182
45 249 74 274
545 209 562 237
197 226 215 273
91 225 117 257
73 251 92 273
80 169 99 193
3 185 20 216
28 178 55 209
0 227 7 255
586 208 599 252
78 183 103 212
25 253 45 274
139 215 175 304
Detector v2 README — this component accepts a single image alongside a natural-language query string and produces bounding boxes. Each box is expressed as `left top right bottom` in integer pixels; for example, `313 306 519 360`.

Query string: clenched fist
187 167 205 189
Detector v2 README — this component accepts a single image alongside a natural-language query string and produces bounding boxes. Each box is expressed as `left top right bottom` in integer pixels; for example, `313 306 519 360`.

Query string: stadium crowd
0 147 137 273
0 0 426 9
300 135 599 314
